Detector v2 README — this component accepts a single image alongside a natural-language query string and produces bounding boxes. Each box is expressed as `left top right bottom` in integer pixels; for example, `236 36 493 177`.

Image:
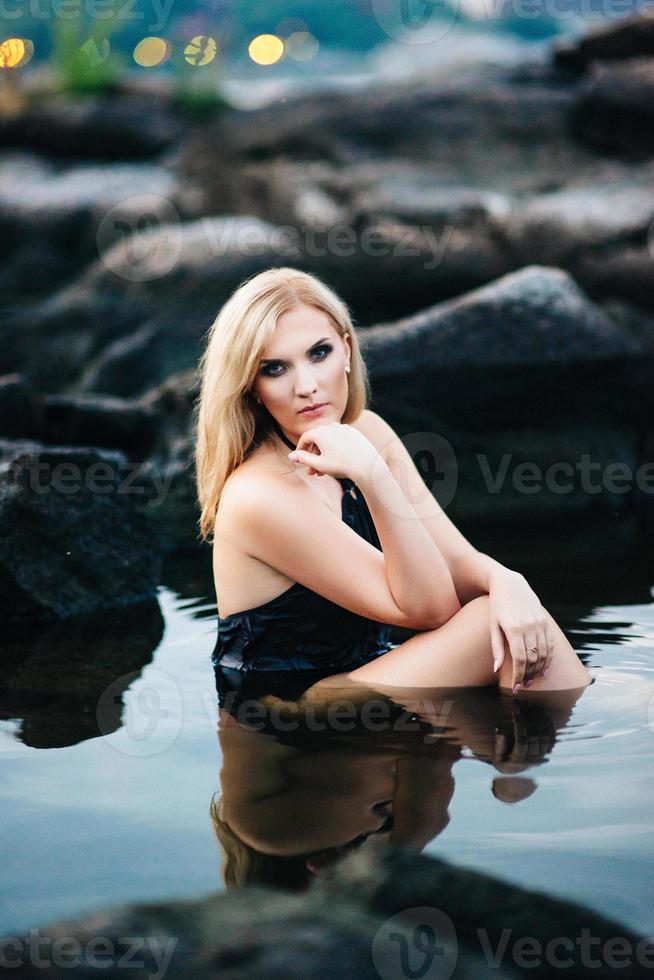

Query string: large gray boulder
362 264 648 430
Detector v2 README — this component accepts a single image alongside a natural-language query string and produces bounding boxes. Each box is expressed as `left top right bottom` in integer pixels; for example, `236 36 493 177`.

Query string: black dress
212 422 396 709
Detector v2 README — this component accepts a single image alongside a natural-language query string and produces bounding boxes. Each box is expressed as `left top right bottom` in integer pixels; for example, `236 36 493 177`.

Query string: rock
352 180 512 230
571 58 654 159
175 62 596 211
1 216 301 396
0 289 145 392
0 376 163 457
172 57 654 319
507 179 654 266
553 11 654 71
504 177 654 309
0 444 161 621
0 152 183 302
0 374 41 439
575 244 654 313
76 322 168 398
133 371 201 551
0 93 184 160
433 425 641 524
0 371 200 552
39 393 162 458
134 454 201 553
361 265 649 430
4 845 651 978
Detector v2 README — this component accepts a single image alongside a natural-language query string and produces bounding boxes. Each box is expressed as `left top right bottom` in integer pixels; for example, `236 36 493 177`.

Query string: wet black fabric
212 429 395 708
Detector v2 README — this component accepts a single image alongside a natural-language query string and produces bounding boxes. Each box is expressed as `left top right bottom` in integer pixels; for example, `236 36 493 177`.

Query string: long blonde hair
193 267 370 543
209 792 314 891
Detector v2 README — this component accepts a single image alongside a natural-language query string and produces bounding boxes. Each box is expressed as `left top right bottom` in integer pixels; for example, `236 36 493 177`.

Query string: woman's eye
260 345 332 377
261 364 284 377
313 345 332 359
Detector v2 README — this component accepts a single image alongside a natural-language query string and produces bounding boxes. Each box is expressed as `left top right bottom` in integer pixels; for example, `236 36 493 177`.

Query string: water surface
1 513 653 936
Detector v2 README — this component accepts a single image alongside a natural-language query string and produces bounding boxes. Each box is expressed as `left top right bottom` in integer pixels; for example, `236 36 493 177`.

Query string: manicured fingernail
524 679 532 688
493 660 499 672
542 667 549 679
288 452 298 461
512 683 521 694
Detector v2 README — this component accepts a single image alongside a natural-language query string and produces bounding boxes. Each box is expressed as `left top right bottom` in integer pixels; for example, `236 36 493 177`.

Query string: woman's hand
488 570 554 691
491 700 556 773
288 422 380 483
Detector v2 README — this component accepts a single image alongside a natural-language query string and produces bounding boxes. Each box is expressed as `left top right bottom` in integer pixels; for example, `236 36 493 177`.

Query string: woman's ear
342 334 352 372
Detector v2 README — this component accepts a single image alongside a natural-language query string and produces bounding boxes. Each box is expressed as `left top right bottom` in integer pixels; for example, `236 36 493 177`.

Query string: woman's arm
356 411 554 684
356 411 525 605
353 456 462 628
288 420 462 629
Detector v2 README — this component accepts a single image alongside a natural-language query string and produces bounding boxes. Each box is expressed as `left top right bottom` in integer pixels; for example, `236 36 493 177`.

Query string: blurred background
4 0 646 108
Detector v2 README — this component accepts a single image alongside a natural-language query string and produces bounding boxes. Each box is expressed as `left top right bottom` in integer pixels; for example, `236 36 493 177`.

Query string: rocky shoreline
1 13 653 619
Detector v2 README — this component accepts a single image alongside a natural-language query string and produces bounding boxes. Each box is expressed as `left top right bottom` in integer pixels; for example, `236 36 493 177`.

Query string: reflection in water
0 600 164 748
212 679 590 891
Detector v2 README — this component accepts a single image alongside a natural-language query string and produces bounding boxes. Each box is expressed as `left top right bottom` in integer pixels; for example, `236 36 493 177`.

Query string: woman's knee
434 594 492 640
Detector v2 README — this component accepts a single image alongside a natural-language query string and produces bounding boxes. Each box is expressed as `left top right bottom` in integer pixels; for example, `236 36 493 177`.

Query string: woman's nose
294 368 318 395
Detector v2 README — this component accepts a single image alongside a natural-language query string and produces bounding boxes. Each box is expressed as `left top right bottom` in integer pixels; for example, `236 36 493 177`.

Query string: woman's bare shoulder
217 446 303 525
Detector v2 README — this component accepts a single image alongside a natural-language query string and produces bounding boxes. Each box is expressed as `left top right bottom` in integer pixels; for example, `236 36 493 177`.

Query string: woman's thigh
310 595 592 696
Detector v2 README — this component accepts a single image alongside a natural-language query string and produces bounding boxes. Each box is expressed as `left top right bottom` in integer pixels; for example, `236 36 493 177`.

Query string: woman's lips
299 403 328 415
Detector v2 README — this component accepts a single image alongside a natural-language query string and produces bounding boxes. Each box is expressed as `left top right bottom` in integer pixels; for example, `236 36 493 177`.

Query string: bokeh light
285 31 319 62
0 38 34 69
184 35 217 66
248 34 284 66
133 36 171 68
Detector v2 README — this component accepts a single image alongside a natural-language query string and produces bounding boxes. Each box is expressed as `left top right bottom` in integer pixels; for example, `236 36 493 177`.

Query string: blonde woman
194 267 592 711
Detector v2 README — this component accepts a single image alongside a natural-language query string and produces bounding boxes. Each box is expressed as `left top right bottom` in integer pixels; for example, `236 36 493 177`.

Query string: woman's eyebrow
260 336 331 364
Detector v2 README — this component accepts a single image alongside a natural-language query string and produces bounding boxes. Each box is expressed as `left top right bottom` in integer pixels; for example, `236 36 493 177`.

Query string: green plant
167 43 229 121
50 3 127 96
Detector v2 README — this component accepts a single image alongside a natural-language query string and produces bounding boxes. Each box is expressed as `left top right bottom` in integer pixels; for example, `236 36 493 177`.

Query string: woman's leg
319 595 592 694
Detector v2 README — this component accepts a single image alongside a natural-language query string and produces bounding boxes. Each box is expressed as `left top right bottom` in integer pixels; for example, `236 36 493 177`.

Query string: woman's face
252 304 351 443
